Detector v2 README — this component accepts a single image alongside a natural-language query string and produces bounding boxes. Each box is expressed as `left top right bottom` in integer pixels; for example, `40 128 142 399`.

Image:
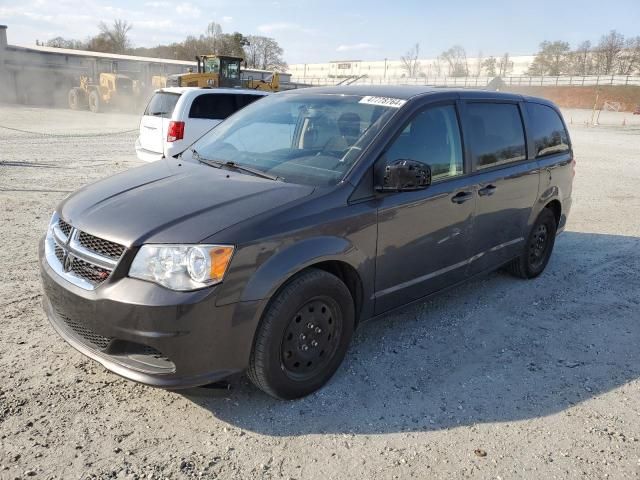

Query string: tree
400 43 422 77
594 30 624 74
97 19 132 54
219 32 250 58
206 22 223 54
440 45 468 77
44 36 85 50
528 41 570 75
570 40 593 75
244 35 287 71
498 52 514 76
474 50 483 77
482 56 497 76
616 36 640 74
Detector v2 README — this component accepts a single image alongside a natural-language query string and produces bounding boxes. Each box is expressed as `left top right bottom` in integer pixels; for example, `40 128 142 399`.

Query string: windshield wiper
193 150 282 181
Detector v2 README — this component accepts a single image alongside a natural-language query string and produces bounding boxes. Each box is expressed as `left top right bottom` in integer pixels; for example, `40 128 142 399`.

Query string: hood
59 159 314 246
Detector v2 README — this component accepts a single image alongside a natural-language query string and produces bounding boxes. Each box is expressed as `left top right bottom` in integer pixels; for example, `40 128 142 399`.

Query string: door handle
451 191 473 204
478 185 497 196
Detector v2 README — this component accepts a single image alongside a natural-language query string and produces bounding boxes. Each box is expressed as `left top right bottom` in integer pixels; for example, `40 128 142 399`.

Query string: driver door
374 102 477 314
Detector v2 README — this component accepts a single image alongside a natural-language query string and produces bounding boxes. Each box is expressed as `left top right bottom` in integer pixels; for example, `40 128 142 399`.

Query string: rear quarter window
144 92 180 116
526 103 570 157
466 102 527 169
189 93 264 120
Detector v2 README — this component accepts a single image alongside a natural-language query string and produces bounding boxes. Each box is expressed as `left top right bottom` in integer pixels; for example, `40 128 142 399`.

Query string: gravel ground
0 104 639 480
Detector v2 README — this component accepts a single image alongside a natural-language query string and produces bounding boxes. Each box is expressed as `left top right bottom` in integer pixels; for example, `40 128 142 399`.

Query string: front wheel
247 269 355 399
505 208 557 279
88 90 101 113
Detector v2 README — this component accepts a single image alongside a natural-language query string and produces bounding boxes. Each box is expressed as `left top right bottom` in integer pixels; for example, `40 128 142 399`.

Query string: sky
1 0 639 64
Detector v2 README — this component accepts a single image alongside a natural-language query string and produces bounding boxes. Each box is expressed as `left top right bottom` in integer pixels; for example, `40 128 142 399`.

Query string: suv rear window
466 103 526 169
144 92 180 116
526 103 570 157
189 93 263 120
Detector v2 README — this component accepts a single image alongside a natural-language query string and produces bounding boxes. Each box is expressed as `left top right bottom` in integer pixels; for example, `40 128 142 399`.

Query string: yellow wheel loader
68 73 136 113
166 55 281 92
167 55 243 88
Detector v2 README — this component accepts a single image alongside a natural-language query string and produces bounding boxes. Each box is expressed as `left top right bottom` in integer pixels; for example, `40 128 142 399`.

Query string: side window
189 94 238 120
526 103 570 157
466 103 526 169
237 94 264 109
384 105 464 182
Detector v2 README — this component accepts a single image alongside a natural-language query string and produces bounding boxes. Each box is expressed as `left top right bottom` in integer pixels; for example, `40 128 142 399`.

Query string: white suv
135 87 269 162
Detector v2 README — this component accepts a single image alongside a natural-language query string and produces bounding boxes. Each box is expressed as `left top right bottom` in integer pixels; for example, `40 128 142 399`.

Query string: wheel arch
544 199 562 226
237 236 370 326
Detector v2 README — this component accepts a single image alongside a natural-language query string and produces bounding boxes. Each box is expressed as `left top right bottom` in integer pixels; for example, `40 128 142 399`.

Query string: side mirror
375 159 431 192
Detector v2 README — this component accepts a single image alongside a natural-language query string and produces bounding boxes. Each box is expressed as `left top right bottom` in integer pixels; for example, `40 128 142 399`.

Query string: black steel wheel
505 208 557 279
280 297 341 381
247 269 355 399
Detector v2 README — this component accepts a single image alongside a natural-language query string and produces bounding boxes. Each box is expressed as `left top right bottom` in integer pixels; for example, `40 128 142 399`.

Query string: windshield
191 93 400 186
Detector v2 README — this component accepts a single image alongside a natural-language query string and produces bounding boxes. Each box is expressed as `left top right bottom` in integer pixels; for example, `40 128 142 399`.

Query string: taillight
572 157 576 177
167 121 184 142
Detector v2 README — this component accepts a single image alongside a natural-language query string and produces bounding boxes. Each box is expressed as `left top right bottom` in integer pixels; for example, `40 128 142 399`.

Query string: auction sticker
359 96 407 108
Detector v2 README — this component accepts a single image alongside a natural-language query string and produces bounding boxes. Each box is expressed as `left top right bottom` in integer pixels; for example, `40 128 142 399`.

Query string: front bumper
39 240 261 388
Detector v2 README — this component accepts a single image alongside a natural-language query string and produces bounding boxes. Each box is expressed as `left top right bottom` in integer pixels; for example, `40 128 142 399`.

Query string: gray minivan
40 86 574 399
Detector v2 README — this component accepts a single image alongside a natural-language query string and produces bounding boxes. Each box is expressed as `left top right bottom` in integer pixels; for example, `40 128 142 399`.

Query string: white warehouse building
289 55 536 82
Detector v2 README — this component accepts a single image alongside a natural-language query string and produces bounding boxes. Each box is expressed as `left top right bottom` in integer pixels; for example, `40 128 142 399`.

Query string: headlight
129 244 234 291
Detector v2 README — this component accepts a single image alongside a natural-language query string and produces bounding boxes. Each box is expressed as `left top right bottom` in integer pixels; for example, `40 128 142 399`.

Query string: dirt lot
1 104 639 480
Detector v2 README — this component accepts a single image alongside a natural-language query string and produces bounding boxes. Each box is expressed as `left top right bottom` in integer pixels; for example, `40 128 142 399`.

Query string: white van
135 87 269 162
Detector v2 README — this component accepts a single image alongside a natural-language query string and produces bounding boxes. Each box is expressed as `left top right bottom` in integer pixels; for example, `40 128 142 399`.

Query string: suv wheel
506 208 557 279
247 269 355 399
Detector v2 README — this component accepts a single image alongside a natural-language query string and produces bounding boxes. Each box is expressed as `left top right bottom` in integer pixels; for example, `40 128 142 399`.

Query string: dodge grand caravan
40 86 574 399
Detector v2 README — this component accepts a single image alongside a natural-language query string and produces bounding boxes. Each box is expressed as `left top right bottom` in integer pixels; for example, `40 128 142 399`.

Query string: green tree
528 41 571 75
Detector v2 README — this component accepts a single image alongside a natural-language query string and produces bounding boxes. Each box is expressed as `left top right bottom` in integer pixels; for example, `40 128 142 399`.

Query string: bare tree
206 22 223 54
45 36 85 50
400 43 422 77
570 40 593 75
98 19 132 54
594 30 624 74
244 36 287 71
482 56 497 76
475 50 483 77
440 45 468 77
616 36 640 74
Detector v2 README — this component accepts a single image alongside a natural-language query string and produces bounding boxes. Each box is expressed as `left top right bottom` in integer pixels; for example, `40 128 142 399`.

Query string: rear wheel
88 90 101 113
247 269 355 399
505 208 557 279
68 88 80 110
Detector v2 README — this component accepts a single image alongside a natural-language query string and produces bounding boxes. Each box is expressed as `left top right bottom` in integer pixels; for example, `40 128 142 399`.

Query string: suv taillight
167 121 184 142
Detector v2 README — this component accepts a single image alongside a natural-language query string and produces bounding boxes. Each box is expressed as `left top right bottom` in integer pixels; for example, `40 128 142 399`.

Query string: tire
68 89 80 110
247 269 355 399
505 208 557 279
88 90 101 113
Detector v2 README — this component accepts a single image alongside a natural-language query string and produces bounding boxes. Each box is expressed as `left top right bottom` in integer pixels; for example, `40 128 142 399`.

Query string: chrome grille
45 213 126 290
54 244 64 263
70 257 111 285
78 231 125 260
58 218 72 238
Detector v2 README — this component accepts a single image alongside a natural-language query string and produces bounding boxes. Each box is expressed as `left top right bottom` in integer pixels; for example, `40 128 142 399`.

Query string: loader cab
197 55 242 88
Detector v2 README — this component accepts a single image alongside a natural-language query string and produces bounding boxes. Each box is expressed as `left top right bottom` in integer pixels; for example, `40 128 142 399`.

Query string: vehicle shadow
182 231 640 436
